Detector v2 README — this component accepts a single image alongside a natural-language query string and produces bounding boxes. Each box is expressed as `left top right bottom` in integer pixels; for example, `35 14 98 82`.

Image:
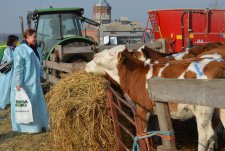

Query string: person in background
10 29 49 133
0 35 18 109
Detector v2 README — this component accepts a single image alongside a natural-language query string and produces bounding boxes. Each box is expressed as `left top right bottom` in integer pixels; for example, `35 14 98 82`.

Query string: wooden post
50 54 57 78
155 102 176 151
134 116 149 151
148 78 225 109
56 45 63 61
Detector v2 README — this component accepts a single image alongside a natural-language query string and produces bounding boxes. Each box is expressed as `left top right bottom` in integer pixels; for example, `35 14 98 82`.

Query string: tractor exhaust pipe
19 16 24 37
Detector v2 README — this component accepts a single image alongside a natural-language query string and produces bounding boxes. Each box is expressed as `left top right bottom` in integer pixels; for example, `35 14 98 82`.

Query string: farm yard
0 71 225 151
1 108 198 151
0 108 49 151
1 72 225 151
0 0 225 151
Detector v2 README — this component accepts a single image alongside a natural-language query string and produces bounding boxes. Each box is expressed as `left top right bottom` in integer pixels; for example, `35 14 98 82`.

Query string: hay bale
44 71 118 151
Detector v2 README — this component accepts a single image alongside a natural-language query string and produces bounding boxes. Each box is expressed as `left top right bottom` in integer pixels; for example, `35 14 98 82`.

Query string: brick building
84 0 144 45
93 0 111 24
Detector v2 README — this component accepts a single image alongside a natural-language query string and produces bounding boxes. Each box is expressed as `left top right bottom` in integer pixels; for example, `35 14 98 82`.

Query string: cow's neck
104 68 120 84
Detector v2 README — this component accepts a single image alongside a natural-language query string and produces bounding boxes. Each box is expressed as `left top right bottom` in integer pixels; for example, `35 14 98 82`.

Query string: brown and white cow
86 45 225 151
138 42 224 64
189 42 223 57
198 44 225 60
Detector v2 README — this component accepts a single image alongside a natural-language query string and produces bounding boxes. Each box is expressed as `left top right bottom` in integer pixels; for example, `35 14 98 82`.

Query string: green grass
0 43 21 61
0 43 7 62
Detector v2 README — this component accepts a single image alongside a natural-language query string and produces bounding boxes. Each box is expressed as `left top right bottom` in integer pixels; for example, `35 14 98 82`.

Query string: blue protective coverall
10 43 49 133
0 47 14 109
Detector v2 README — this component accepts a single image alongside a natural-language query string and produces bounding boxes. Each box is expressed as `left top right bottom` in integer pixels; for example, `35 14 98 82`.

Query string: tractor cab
26 7 99 58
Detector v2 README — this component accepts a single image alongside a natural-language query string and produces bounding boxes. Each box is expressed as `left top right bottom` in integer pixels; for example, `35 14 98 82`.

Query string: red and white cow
86 45 225 151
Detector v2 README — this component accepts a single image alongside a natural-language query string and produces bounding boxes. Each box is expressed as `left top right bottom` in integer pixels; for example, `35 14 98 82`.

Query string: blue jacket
10 43 49 133
0 47 14 109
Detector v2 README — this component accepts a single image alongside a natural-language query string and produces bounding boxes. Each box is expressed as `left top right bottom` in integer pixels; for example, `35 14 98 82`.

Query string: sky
0 0 224 33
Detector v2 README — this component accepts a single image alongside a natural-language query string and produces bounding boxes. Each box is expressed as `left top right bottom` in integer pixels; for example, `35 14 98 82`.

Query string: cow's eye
109 53 114 57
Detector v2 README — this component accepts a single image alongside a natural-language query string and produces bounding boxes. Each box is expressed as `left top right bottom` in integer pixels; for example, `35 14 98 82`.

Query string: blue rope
132 130 174 151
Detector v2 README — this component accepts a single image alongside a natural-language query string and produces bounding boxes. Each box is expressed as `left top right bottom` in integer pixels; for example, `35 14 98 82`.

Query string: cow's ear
117 52 125 64
141 47 150 58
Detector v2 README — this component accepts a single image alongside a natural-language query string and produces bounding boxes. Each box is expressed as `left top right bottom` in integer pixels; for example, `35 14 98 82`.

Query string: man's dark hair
7 35 19 46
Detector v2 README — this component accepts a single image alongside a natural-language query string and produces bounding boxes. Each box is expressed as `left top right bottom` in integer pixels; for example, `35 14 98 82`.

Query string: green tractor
2 8 99 66
25 7 99 59
20 7 100 83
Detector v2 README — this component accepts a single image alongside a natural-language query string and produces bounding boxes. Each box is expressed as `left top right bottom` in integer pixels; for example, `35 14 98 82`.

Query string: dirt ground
0 108 50 151
174 118 225 151
0 107 225 151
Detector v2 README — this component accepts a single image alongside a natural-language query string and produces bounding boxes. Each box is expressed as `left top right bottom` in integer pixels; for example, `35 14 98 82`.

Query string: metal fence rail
105 86 153 151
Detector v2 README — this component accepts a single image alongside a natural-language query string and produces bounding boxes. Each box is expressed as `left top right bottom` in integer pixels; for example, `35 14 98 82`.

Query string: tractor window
61 14 82 37
37 14 61 55
37 13 83 57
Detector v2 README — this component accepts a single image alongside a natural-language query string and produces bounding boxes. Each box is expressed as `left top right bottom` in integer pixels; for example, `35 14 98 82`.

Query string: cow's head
94 45 126 70
85 59 105 74
86 45 126 83
85 46 125 73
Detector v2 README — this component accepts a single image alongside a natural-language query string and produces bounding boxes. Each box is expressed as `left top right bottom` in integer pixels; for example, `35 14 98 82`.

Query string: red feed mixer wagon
144 8 225 52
